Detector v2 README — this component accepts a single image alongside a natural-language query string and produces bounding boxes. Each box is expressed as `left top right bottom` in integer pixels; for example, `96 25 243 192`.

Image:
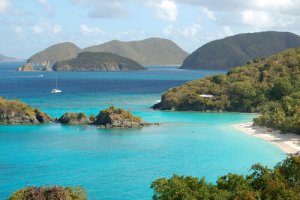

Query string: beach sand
233 122 300 154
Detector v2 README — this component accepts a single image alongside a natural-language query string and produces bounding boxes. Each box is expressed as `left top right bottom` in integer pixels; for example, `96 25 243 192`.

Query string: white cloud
36 0 52 13
242 10 274 28
0 0 9 14
32 21 62 35
202 7 216 21
181 24 201 37
147 0 178 21
80 24 105 35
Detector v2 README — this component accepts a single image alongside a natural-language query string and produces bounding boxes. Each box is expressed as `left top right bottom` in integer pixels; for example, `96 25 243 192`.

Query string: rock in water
57 112 91 125
17 63 34 71
0 97 52 124
93 106 153 128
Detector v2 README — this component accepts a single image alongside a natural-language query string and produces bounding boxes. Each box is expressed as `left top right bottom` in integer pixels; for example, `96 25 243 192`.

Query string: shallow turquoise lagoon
0 63 285 199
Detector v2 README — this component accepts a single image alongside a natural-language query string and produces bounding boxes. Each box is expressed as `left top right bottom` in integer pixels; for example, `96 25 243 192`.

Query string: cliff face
53 52 145 71
17 63 34 71
0 97 52 124
181 31 300 70
84 38 189 65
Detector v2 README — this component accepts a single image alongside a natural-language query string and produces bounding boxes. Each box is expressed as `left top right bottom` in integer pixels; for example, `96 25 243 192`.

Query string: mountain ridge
84 38 189 65
181 31 300 70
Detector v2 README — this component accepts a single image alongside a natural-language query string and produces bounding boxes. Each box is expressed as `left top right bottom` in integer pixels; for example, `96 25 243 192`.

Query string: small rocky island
0 97 52 124
58 107 156 128
57 112 92 125
0 98 156 128
52 52 145 71
93 106 155 128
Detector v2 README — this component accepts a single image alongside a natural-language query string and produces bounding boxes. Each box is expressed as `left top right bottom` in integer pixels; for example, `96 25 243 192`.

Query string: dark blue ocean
0 62 285 199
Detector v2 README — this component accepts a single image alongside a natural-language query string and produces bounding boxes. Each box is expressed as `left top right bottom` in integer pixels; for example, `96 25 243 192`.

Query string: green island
151 154 300 200
52 52 145 71
181 31 300 70
0 97 52 124
154 47 300 134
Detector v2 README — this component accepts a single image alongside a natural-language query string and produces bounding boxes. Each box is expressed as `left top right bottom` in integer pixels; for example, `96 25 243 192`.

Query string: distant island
0 53 22 62
52 52 145 71
17 37 188 71
154 47 300 134
181 31 300 70
84 38 188 65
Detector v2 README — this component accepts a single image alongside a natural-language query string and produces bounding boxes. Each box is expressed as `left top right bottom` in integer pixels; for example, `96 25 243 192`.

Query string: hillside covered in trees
151 154 300 200
53 52 145 71
181 31 300 70
84 38 188 65
153 47 300 134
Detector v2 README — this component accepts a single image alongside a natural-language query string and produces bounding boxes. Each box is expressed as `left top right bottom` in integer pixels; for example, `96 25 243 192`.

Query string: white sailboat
51 76 62 94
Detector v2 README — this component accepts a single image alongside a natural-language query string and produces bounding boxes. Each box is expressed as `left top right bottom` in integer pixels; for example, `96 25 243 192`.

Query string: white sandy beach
233 122 300 154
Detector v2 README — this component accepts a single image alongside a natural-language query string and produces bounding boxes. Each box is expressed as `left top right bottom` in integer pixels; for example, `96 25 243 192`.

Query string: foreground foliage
154 47 300 134
151 155 300 200
9 186 86 200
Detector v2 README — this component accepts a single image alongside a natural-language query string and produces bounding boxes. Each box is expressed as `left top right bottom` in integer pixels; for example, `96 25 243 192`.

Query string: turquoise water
0 63 285 199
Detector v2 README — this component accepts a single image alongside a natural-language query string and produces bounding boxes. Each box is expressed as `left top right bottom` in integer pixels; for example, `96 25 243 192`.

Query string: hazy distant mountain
26 42 81 66
53 52 145 71
181 31 300 70
0 53 20 62
84 38 189 65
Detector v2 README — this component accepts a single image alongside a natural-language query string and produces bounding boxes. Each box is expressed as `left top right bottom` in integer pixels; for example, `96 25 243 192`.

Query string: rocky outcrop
17 63 34 71
57 112 91 125
93 106 156 128
0 97 52 124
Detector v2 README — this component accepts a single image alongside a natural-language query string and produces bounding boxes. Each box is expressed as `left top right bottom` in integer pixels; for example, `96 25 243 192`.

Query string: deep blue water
0 62 285 199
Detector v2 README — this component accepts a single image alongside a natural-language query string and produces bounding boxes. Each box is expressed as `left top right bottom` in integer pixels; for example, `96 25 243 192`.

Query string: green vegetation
151 154 300 200
27 42 81 66
84 38 188 65
57 112 91 125
93 106 149 128
0 97 52 124
53 52 145 71
9 186 86 200
181 31 300 70
154 47 300 134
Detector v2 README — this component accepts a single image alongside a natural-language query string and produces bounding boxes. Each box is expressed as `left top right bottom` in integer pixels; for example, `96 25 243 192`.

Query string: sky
1 0 300 58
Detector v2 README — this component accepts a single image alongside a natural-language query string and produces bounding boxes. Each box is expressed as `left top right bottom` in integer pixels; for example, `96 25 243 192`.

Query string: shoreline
233 122 300 154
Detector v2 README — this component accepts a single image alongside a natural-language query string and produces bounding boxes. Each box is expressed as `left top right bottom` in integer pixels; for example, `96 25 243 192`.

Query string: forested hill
84 38 189 65
26 42 82 66
154 47 300 134
181 31 300 70
53 52 145 71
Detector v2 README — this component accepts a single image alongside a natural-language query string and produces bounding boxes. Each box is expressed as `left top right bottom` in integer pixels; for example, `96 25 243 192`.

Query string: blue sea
0 62 285 199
